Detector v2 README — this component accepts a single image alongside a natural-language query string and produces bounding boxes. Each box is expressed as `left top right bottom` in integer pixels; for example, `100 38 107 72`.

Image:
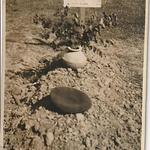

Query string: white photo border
0 0 149 149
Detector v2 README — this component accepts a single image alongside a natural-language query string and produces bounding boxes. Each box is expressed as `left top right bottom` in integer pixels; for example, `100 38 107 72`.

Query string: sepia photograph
1 0 149 149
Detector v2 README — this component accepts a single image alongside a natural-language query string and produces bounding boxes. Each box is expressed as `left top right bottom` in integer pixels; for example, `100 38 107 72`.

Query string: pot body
63 50 87 69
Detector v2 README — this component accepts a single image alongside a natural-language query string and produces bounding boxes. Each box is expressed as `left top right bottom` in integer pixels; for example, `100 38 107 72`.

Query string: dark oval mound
50 87 92 114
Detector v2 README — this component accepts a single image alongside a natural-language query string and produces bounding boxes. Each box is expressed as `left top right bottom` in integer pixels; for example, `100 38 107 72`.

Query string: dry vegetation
4 0 146 149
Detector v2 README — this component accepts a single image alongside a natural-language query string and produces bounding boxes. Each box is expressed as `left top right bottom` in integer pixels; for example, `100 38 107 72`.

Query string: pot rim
67 45 82 52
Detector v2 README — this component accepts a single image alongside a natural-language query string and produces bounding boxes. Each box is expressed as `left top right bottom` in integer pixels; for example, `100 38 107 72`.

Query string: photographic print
2 0 148 149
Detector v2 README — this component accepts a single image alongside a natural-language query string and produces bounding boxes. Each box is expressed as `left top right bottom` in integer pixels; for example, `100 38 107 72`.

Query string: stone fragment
45 131 54 146
85 137 92 148
31 136 45 149
76 113 84 122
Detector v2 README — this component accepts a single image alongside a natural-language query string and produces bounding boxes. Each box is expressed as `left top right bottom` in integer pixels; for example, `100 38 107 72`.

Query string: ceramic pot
62 48 87 69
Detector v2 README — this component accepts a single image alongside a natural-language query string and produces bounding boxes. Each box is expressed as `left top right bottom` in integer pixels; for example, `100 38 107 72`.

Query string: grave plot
4 0 145 149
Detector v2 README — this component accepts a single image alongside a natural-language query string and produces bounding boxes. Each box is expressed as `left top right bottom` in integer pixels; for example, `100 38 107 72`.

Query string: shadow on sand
32 95 66 114
16 58 67 83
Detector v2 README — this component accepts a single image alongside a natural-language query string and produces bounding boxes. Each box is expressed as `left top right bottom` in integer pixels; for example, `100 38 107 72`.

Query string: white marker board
64 0 101 8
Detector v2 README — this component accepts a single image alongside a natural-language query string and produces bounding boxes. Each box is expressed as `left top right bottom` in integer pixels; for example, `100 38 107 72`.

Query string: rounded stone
50 87 92 114
62 51 87 69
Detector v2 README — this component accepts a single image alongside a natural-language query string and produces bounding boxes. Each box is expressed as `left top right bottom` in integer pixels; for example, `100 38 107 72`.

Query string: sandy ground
4 0 145 149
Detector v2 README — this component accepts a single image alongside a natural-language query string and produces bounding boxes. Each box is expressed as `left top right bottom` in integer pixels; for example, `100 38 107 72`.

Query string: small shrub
33 6 118 48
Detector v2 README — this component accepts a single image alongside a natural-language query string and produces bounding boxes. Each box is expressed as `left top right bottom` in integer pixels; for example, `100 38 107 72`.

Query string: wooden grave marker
64 0 102 24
